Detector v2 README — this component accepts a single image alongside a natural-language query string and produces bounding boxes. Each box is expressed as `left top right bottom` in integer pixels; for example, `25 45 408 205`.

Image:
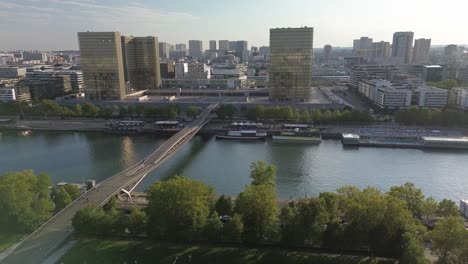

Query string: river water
1 130 468 201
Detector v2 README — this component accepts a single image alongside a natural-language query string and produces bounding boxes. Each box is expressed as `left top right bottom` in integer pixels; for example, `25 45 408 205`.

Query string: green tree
300 108 311 123
235 184 279 243
293 108 301 121
216 104 236 119
429 216 468 264
311 109 322 123
279 106 293 120
72 205 106 234
100 105 113 118
53 187 71 211
437 199 460 217
127 207 148 237
400 232 430 264
146 176 215 241
421 197 439 221
168 108 178 119
81 102 99 118
203 212 223 242
119 105 129 117
186 105 199 118
222 213 243 242
215 195 234 216
135 105 144 117
249 160 277 186
0 171 54 232
62 184 81 200
388 182 425 216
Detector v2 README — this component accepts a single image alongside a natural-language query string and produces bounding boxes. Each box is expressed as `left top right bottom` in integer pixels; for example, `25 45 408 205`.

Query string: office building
209 40 217 51
78 31 126 100
444 44 459 65
160 62 175 79
259 46 270 57
25 71 72 100
189 40 203 59
323 45 332 63
370 41 391 62
0 88 17 102
358 79 392 101
353 37 373 58
423 65 443 82
229 41 248 62
159 42 172 60
175 44 187 51
219 40 229 51
391 32 414 64
374 86 412 109
175 63 188 79
451 87 468 109
413 38 431 64
349 65 399 88
413 86 448 108
269 27 313 101
22 51 47 62
54 70 84 93
187 63 211 79
0 67 26 78
121 36 161 92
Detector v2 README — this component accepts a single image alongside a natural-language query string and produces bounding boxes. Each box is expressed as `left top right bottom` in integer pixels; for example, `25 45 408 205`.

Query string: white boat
216 130 267 140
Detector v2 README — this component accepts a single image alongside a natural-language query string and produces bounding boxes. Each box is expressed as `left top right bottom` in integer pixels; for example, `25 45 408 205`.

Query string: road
1 104 218 264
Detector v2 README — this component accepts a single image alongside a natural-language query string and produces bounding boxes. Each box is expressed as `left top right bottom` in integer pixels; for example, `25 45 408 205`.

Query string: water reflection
121 136 136 167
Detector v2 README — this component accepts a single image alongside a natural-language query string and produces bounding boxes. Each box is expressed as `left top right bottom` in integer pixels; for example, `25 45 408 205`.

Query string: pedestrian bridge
2 103 219 264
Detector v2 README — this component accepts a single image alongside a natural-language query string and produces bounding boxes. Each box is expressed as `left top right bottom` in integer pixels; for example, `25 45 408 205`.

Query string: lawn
0 233 24 253
58 238 396 264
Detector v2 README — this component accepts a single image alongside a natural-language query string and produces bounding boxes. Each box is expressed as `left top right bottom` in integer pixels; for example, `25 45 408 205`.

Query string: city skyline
1 0 468 50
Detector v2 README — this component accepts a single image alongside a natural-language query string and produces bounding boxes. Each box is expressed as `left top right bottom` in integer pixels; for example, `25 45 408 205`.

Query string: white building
358 79 392 101
414 86 448 108
0 88 16 102
451 87 468 109
374 86 412 109
175 63 188 79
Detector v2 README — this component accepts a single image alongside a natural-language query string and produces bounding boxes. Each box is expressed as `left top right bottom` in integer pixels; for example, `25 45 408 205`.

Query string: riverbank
58 238 396 264
1 117 464 140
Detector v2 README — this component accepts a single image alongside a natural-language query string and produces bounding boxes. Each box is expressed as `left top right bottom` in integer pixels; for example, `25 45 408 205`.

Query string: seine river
1 130 468 201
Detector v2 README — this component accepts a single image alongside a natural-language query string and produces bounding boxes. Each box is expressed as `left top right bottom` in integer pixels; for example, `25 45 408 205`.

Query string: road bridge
1 104 218 264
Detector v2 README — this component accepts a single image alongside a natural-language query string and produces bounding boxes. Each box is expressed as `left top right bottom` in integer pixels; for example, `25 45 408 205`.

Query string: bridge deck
1 104 218 264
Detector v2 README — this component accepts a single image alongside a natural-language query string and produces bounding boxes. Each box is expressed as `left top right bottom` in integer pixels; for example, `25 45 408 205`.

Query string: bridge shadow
159 135 211 182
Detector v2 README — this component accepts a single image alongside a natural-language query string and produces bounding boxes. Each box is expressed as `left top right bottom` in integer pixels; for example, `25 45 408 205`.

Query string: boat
215 130 267 140
272 131 322 144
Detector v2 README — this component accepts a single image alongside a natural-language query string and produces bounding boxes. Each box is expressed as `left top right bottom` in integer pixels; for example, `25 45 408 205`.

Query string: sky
1 0 467 51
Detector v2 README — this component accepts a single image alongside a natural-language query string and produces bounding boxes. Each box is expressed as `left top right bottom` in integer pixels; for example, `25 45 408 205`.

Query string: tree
311 109 322 123
119 106 129 117
62 184 81 200
293 108 301 121
388 182 425 216
437 199 460 218
0 171 54 232
127 207 148 237
215 195 234 216
186 105 199 118
222 213 243 242
53 187 71 211
72 205 106 234
146 176 215 241
421 197 439 222
235 184 279 243
203 212 223 242
400 232 430 264
216 104 236 119
249 160 277 186
81 102 99 118
100 106 113 118
135 105 144 117
300 108 311 123
295 198 330 245
429 216 468 264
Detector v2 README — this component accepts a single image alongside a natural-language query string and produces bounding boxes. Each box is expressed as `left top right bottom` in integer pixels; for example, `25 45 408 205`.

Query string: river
1 130 468 201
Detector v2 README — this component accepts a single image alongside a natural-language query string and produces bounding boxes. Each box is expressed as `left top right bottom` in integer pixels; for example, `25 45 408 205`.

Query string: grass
58 238 396 264
0 233 24 253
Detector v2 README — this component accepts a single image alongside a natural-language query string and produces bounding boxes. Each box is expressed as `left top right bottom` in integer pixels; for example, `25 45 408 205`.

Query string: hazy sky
1 0 467 51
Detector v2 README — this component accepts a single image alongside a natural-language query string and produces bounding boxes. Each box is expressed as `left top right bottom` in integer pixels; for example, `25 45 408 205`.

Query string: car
219 215 231 222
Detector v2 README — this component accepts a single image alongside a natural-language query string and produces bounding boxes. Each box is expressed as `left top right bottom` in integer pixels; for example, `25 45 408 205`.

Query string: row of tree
246 106 374 124
71 161 464 263
0 170 80 233
0 100 201 120
427 79 468 90
395 106 468 127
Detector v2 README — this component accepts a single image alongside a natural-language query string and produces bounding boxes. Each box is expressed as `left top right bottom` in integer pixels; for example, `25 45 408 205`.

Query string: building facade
209 40 217 51
159 42 172 60
25 71 72 100
121 36 161 92
78 32 126 100
269 27 313 101
218 40 229 51
189 40 203 60
391 32 414 64
187 63 211 79
413 38 431 64
413 86 448 108
0 67 26 78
